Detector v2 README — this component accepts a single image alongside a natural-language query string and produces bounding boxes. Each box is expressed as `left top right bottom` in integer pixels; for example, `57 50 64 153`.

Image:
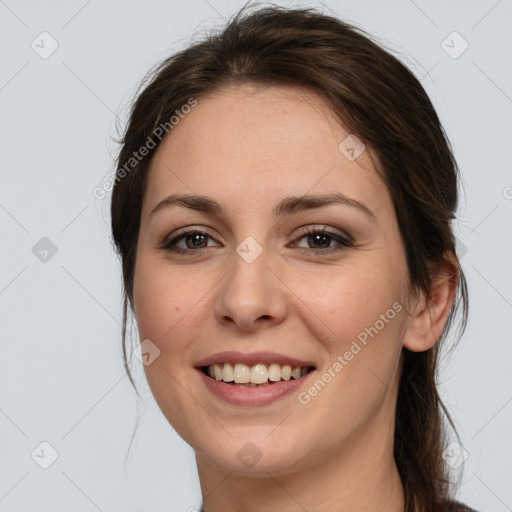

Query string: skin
133 84 458 512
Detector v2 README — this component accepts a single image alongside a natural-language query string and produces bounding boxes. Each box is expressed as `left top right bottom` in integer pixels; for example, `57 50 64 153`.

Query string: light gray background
1 0 511 511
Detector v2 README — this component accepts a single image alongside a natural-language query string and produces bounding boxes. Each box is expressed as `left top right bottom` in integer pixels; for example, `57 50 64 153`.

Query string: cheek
295 270 405 425
134 253 198 333
132 255 203 367
132 257 208 439
288 261 407 413
291 261 405 351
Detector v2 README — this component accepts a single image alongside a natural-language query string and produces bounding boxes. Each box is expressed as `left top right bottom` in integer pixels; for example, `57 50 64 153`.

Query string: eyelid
159 225 222 250
165 225 218 241
159 224 353 254
163 224 350 243
292 224 352 243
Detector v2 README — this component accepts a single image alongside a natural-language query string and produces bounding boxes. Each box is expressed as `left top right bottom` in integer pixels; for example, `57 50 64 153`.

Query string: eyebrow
149 192 376 222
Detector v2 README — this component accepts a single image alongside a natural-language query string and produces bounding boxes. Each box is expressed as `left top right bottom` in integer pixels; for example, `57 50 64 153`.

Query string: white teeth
206 363 311 384
234 363 250 383
250 364 268 384
268 363 281 382
222 362 234 382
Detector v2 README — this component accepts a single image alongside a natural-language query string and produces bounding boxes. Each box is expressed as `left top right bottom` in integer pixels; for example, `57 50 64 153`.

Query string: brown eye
182 233 209 249
290 227 353 254
306 232 332 249
160 229 220 253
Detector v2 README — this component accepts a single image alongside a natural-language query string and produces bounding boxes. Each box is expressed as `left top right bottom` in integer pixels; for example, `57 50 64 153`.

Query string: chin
194 426 312 475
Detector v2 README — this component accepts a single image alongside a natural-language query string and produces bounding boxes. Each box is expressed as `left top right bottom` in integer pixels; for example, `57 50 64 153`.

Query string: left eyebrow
149 192 377 222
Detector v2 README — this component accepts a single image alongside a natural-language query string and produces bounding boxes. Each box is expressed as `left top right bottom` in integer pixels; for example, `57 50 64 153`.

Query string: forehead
143 84 388 219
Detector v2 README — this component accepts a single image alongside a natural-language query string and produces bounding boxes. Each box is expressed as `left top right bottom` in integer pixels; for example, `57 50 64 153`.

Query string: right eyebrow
149 192 376 223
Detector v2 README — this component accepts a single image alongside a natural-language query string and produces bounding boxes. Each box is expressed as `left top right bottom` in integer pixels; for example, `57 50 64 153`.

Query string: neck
196 402 405 512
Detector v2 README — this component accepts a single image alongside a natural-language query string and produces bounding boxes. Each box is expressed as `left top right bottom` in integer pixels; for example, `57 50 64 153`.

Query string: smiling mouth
201 363 316 387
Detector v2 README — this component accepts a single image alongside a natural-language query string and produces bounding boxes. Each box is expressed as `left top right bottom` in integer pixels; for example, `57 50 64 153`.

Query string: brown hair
110 4 469 511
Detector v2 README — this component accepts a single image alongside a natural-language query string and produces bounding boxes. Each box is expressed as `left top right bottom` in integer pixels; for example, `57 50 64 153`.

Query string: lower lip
197 368 315 406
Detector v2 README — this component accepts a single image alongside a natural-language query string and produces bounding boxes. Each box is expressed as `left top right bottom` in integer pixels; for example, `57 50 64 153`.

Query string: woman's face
133 84 414 475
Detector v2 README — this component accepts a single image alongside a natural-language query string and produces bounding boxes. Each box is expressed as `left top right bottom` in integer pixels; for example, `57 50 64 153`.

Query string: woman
110 4 476 511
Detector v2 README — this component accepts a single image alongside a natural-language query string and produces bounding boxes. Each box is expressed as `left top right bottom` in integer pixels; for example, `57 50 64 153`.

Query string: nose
213 243 288 332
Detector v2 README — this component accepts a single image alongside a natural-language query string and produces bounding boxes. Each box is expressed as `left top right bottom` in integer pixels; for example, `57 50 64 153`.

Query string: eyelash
159 226 353 256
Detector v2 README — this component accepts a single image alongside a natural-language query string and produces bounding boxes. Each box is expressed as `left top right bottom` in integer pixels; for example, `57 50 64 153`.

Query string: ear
403 252 460 352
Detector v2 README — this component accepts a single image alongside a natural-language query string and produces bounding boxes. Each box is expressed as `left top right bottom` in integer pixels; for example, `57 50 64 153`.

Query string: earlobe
403 253 460 353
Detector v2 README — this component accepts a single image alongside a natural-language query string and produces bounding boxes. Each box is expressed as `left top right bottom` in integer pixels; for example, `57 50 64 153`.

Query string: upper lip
195 351 317 368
